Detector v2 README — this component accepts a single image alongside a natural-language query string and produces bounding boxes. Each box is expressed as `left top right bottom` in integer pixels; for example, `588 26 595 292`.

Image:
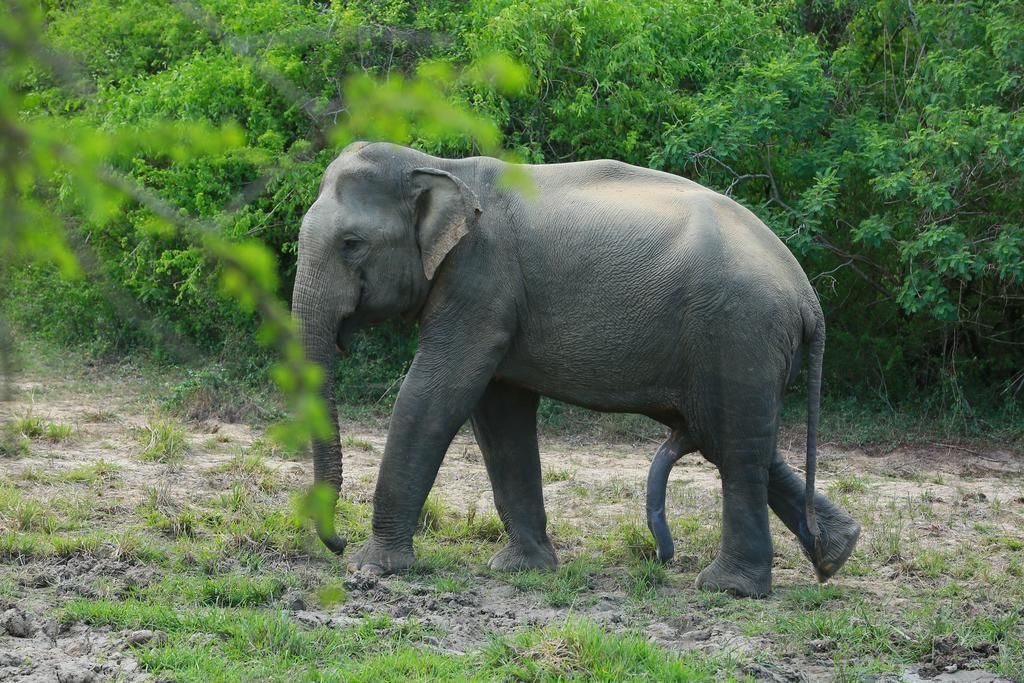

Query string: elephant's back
503 160 815 400
520 159 811 298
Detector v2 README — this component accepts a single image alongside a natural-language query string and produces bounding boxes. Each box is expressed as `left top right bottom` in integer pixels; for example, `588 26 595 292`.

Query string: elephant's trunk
292 236 359 556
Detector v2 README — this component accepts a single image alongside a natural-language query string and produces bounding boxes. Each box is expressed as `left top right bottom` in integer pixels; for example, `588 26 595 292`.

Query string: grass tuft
43 421 76 442
546 556 600 608
543 466 575 484
198 576 287 607
342 434 375 452
828 474 869 495
210 451 276 491
0 430 30 457
60 459 122 484
625 559 667 600
417 494 453 534
784 584 844 609
483 619 734 680
14 409 44 438
134 419 189 463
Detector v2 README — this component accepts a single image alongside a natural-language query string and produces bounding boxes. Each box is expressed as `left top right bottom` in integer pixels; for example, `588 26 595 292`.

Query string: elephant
292 140 861 598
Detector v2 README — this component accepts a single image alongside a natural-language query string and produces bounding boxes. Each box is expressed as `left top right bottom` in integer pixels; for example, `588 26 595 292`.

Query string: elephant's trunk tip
318 527 348 556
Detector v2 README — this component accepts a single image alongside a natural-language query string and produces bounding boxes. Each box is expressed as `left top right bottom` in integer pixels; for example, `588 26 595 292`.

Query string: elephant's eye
340 237 364 255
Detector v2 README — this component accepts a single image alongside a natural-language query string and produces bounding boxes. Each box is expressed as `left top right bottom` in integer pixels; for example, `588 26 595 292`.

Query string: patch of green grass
783 584 844 609
60 459 121 484
412 543 475 574
760 603 907 659
498 556 601 608
219 501 320 560
483 619 737 681
51 533 105 558
542 466 574 484
162 365 280 424
7 409 75 443
984 535 1024 552
140 486 215 543
781 394 1023 449
1006 558 1023 578
111 531 169 565
13 409 44 438
209 452 276 491
416 494 453 534
0 529 50 559
61 598 737 681
202 436 231 450
193 576 287 607
432 575 470 594
213 452 271 477
144 507 200 540
63 600 440 679
0 429 30 457
0 575 17 599
546 556 600 608
618 519 657 563
866 508 906 565
662 514 720 571
134 419 189 463
625 559 667 601
244 437 287 460
213 483 248 512
587 518 657 564
421 501 506 545
462 513 506 542
592 477 641 503
3 493 58 536
342 434 375 452
505 569 546 593
43 421 76 442
904 548 953 578
828 474 868 495
740 589 1024 681
548 519 585 550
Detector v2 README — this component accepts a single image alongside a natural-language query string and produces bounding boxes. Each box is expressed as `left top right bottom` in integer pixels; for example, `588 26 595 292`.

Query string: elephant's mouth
335 317 358 356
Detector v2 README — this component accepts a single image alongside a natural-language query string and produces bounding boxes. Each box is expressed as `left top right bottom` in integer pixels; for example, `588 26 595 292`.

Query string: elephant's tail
804 310 825 568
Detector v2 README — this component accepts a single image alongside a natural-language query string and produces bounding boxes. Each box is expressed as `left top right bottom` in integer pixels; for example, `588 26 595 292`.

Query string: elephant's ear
410 167 481 281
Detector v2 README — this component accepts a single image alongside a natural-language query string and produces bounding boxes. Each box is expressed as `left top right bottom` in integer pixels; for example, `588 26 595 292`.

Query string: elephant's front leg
471 381 557 571
347 338 505 574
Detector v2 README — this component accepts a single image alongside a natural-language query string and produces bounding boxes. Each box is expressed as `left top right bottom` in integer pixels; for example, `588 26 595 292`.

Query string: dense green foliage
3 0 1022 427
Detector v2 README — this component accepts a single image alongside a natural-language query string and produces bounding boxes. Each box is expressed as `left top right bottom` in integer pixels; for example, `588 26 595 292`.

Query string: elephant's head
291 141 481 554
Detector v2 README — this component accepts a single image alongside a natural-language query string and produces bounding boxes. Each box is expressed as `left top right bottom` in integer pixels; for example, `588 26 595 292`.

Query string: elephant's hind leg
646 430 698 563
694 401 778 598
471 380 557 572
767 451 860 581
696 464 774 598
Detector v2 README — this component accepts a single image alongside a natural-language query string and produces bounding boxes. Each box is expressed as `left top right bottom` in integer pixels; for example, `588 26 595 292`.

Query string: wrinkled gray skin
293 141 861 598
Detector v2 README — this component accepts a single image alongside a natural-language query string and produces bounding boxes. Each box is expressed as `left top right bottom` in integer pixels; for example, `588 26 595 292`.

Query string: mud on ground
1 365 1022 682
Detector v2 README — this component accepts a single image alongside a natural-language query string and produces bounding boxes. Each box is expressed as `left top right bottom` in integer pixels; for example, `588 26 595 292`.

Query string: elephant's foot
347 536 414 575
802 508 861 582
488 540 557 572
695 557 772 598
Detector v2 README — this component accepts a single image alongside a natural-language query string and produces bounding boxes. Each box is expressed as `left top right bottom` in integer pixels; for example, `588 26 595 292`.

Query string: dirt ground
1 365 1022 682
